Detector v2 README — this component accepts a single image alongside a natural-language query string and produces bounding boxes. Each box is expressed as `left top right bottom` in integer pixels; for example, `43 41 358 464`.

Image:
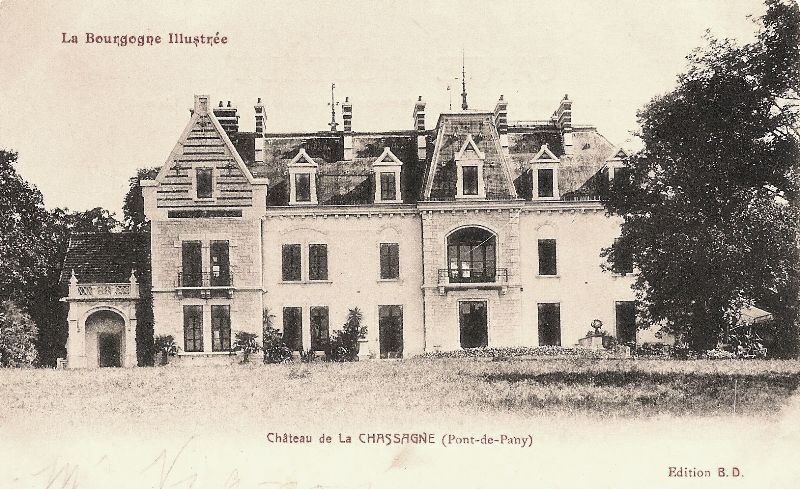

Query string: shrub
232 331 260 363
153 334 178 365
262 308 292 364
328 307 366 362
0 301 38 367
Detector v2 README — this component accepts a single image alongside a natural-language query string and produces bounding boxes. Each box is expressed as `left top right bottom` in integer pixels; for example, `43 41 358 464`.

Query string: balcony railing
176 272 234 288
71 283 138 299
437 267 508 295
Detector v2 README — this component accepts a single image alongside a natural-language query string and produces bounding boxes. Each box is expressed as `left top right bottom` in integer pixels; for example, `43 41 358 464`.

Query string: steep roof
60 232 150 285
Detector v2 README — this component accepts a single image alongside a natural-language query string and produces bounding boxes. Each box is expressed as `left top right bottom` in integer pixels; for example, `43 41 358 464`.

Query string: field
3 358 800 488
3 357 800 432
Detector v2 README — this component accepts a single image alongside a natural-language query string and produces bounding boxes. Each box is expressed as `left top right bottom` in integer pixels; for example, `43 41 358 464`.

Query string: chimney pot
413 96 426 131
227 101 231 107
219 101 223 107
257 97 262 103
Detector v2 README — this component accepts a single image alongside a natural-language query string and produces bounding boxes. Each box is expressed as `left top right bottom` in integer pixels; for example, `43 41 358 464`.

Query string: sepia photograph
0 0 798 487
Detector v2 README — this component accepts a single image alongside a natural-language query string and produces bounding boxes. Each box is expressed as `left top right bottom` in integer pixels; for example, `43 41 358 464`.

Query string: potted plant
232 331 260 363
153 335 178 365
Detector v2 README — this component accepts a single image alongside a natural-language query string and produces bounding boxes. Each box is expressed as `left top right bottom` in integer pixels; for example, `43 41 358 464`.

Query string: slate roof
60 232 150 285
227 108 619 205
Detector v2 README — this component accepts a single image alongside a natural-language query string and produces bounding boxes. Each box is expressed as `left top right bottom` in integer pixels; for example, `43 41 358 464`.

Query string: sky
0 0 766 215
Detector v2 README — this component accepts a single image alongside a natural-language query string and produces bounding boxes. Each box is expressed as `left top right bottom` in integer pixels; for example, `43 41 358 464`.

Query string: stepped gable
256 132 418 206
60 232 150 285
423 112 518 201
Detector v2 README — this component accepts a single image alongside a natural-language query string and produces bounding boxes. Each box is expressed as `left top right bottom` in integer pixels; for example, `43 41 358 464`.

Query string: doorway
98 333 121 367
459 301 488 348
379 305 403 358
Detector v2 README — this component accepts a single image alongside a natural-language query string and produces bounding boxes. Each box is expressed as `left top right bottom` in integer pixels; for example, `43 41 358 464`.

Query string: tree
329 308 367 362
604 0 800 354
123 167 159 232
0 300 38 367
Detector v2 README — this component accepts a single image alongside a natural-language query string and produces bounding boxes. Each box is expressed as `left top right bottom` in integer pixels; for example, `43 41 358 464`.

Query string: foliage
328 307 366 362
262 308 292 363
232 331 260 363
153 335 178 355
0 300 39 367
603 0 800 354
123 167 159 232
419 346 625 360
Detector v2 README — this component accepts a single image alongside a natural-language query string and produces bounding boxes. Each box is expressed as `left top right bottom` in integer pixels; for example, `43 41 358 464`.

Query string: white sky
0 0 765 215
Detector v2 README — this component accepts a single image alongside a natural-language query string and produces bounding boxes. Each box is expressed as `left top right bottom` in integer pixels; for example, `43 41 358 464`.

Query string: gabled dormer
455 135 486 199
605 147 630 182
288 149 318 205
373 147 403 203
531 143 560 200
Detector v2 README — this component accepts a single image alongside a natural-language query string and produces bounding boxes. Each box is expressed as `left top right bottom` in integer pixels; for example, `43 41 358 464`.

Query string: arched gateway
64 271 139 368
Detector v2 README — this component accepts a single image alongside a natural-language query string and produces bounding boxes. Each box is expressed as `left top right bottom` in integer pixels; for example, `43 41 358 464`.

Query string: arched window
447 227 497 283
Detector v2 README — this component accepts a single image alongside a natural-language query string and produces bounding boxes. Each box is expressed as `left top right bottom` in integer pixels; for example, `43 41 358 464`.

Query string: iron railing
176 271 234 288
438 267 508 285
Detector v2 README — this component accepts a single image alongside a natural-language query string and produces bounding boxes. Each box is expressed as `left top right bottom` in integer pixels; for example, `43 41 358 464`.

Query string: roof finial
461 49 468 111
328 83 339 132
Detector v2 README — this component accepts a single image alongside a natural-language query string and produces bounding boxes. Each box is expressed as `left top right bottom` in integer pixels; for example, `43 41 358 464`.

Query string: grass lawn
2 357 799 434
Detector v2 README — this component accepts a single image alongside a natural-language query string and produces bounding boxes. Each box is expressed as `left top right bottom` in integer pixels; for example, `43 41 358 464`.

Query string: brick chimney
414 96 427 160
494 95 509 152
193 94 210 115
413 96 426 131
342 96 353 133
254 97 265 137
213 100 239 136
555 94 573 154
342 97 353 160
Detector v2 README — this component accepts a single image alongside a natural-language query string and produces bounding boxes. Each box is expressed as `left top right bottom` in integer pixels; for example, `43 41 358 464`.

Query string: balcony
437 267 508 295
176 272 234 298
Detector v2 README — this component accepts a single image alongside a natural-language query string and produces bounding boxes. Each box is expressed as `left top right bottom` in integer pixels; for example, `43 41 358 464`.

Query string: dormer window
373 147 402 203
606 148 630 183
295 173 311 202
455 135 486 200
193 167 215 201
288 149 318 205
531 144 560 200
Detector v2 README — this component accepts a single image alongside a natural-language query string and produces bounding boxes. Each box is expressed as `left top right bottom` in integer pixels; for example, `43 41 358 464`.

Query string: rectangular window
282 244 302 281
310 306 329 351
380 172 397 201
309 244 328 281
379 305 403 359
183 305 203 352
615 301 637 344
181 241 203 287
196 168 214 199
538 168 554 198
210 240 230 286
283 307 303 352
538 303 561 346
379 243 400 280
211 305 231 352
614 238 633 274
538 239 557 276
295 173 311 202
462 166 479 196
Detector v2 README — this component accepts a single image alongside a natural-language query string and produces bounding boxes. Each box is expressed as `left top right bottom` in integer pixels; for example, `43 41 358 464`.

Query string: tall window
196 168 213 199
537 168 554 198
538 239 557 276
447 227 497 283
613 238 633 275
616 301 637 344
210 240 230 286
181 241 203 287
295 173 311 202
183 305 203 352
538 303 561 346
283 307 303 352
380 243 400 280
310 306 329 351
282 244 301 281
380 172 397 201
462 166 479 196
309 244 328 281
211 305 231 352
379 305 403 358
